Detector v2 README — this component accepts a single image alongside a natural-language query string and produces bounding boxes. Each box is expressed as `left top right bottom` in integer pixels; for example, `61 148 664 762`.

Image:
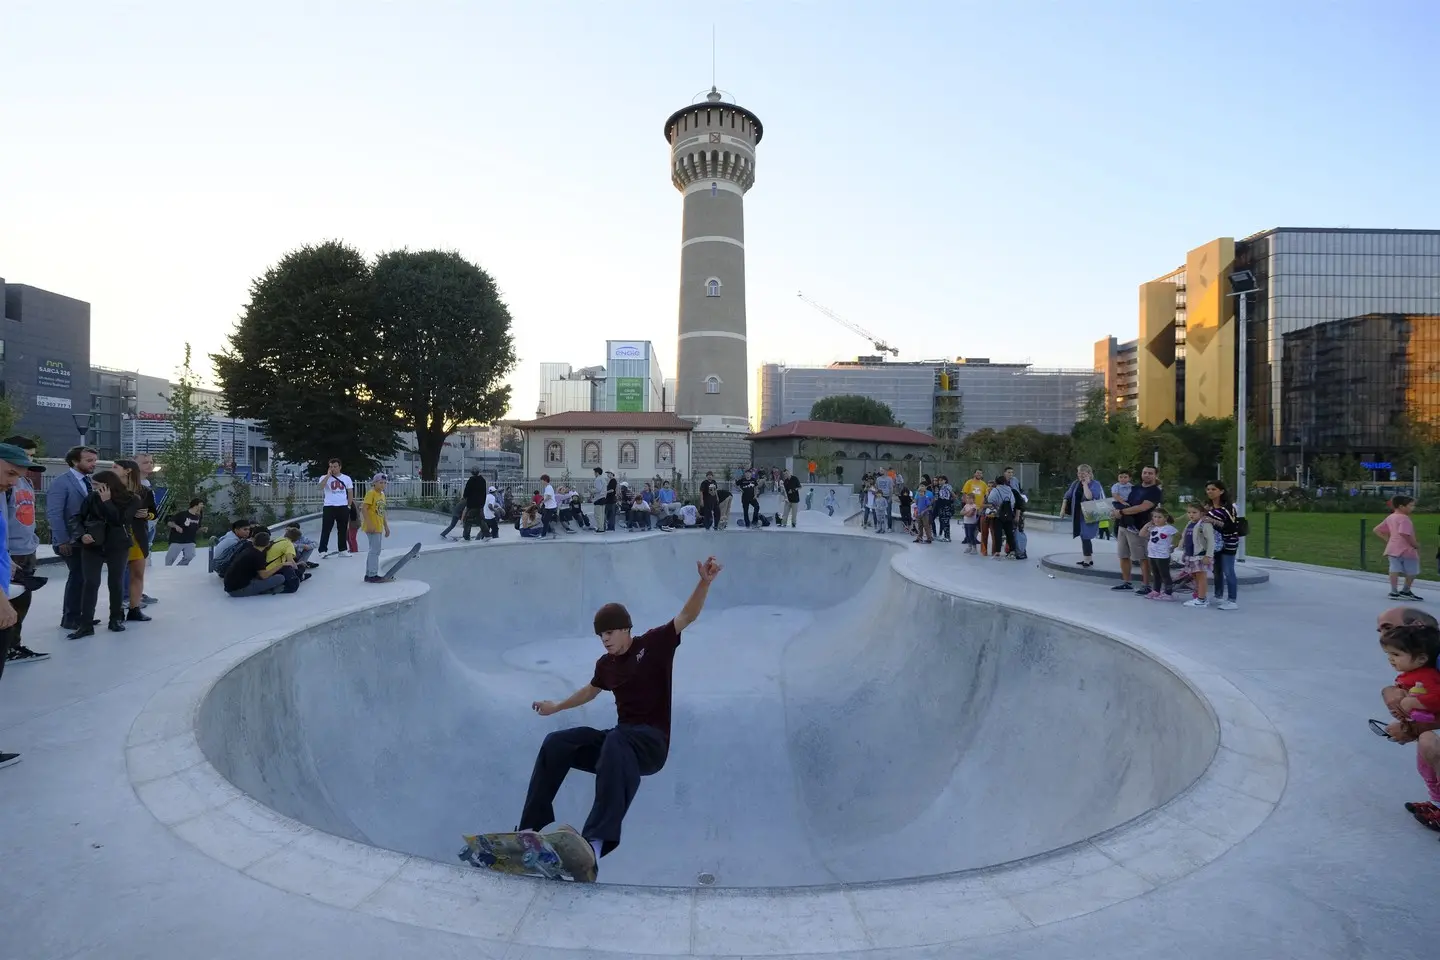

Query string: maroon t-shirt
590 619 681 740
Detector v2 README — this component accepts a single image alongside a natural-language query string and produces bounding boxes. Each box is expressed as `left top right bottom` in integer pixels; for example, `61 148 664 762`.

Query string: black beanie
593 602 633 636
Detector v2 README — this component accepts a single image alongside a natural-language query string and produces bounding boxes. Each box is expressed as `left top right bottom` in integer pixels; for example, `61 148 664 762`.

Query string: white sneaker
1183 598 1208 608
1216 600 1238 610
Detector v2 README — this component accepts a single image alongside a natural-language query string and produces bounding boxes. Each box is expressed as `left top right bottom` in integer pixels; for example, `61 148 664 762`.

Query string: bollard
1359 517 1367 570
1264 511 1271 557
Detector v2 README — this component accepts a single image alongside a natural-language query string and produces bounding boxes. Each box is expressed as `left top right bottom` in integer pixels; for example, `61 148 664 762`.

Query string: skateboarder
518 555 724 879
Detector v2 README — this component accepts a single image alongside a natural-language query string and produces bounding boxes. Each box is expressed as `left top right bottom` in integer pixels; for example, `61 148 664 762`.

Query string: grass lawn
1257 512 1440 582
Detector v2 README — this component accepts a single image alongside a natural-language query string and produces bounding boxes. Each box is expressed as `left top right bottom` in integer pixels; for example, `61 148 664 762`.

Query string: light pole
1228 269 1259 561
71 412 92 449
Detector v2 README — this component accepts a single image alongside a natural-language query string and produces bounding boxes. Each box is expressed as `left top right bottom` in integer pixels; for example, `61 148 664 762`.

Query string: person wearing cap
518 555 724 881
361 473 392 583
483 485 501 540
3 437 48 665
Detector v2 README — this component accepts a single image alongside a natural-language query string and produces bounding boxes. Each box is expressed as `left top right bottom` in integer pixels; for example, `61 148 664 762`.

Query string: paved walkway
0 510 1430 959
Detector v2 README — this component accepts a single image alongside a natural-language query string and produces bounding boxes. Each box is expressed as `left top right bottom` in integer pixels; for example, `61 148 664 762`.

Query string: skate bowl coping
192 531 1222 889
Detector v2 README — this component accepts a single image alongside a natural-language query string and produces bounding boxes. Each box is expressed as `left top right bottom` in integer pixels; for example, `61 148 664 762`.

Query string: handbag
82 517 108 549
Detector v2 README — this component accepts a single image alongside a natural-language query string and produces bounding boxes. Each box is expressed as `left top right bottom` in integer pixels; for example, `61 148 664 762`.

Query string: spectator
1111 466 1163 594
604 472 618 531
590 468 608 532
912 482 935 544
133 452 159 607
1376 496 1423 601
362 473 393 583
263 525 309 593
71 469 133 637
213 519 254 577
782 469 801 528
808 459 817 481
457 468 487 541
283 523 319 567
874 470 893 533
700 472 720 530
736 469 759 528
960 492 981 553
1178 501 1218 607
3 437 46 665
317 458 355 556
934 475 955 542
48 444 97 631
113 460 155 623
224 529 290 597
1060 464 1105 567
484 486 502 540
1203 479 1240 610
1138 508 1178 600
657 481 679 519
0 442 43 769
165 498 205 565
986 476 1018 558
519 503 544 538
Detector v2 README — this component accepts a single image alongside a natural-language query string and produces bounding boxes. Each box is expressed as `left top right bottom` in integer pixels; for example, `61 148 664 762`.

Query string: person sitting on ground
165 498 205 566
264 524 310 592
224 529 292 597
519 503 544 539
283 523 319 567
680 502 699 527
213 519 253 577
657 481 679 519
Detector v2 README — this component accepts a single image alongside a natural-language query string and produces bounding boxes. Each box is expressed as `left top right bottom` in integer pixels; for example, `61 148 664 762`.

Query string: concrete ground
0 504 1432 959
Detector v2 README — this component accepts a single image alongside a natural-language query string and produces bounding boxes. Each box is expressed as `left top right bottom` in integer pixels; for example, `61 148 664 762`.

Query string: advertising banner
609 341 646 361
38 359 72 390
616 377 644 412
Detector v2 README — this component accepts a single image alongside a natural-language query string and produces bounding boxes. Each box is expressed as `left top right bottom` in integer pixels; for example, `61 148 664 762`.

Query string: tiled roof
504 412 695 431
749 420 935 445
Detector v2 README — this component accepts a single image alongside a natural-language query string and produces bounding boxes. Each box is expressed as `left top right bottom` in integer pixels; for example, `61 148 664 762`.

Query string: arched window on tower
705 376 721 395
705 277 721 298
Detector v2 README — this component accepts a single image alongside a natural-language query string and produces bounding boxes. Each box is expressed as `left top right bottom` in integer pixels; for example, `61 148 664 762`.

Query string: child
899 485 913 534
863 485 875 528
960 492 980 553
912 483 934 544
1375 496 1423 601
824 489 837 517
1178 502 1217 607
1111 471 1133 508
361 473 392 583
1138 508 1178 599
1378 621 1440 828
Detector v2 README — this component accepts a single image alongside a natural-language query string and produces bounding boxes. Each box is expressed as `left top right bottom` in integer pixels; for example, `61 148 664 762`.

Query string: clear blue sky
4 0 1438 421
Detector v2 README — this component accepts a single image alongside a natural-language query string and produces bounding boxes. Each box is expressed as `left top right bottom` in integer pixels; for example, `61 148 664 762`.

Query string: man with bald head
1377 606 1440 831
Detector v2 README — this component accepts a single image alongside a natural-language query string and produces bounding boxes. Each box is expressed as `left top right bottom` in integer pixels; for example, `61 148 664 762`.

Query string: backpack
1235 514 1250 537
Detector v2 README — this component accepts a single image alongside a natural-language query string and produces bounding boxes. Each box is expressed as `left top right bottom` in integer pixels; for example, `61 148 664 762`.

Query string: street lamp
71 412 93 447
1227 268 1259 561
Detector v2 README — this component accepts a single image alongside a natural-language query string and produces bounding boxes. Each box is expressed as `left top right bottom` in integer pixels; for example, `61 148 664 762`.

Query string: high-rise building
665 86 762 473
1108 227 1440 469
1093 337 1138 414
536 362 599 416
599 340 664 412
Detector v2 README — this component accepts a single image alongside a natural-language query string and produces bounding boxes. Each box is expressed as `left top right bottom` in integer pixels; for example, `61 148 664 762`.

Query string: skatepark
0 505 1430 958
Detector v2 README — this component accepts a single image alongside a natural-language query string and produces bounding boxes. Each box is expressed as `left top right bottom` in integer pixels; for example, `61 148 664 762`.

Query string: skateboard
379 542 422 580
458 825 597 882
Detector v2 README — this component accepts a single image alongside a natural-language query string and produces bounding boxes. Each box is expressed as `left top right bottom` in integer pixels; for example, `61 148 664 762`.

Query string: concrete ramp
197 532 1217 887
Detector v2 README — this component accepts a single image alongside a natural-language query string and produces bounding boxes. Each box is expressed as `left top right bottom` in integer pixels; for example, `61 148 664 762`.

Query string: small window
619 440 638 468
545 440 563 465
656 441 674 466
705 376 721 395
705 278 721 298
582 440 601 466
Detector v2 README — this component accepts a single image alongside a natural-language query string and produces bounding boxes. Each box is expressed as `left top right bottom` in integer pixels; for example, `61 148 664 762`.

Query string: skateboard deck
458 825 597 882
380 542 422 580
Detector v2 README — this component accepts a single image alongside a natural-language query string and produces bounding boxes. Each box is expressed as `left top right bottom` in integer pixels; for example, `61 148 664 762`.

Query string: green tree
0 394 17 440
213 241 399 477
809 394 897 426
158 344 218 513
370 250 518 481
1221 418 1275 492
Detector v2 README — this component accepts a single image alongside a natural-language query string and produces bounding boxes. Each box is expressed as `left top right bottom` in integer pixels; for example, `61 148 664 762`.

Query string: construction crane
796 291 899 358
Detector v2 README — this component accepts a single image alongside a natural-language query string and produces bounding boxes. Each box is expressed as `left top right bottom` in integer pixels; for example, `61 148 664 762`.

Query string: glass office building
1233 228 1440 464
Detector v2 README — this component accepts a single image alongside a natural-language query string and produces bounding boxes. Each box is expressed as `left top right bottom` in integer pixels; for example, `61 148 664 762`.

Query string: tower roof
664 87 763 144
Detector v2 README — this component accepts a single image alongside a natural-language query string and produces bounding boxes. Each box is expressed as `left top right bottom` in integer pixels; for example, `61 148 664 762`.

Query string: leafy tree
370 250 517 481
809 394 897 426
213 241 399 477
0 394 17 440
158 344 218 513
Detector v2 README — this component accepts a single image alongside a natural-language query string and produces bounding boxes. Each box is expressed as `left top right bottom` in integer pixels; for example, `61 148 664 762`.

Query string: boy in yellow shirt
362 473 392 583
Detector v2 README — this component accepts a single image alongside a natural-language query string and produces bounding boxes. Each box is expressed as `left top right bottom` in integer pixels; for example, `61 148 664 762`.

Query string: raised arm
674 556 723 632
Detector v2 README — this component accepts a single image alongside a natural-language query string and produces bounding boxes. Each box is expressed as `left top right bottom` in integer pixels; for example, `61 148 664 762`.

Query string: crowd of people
857 466 1032 558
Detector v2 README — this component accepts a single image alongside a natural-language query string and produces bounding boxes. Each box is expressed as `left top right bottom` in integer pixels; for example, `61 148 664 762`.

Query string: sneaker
547 824 598 882
1111 582 1136 591
1400 590 1425 602
1410 802 1440 832
1184 598 1209 608
1216 600 1238 610
141 594 158 606
0 752 19 770
1156 593 1176 601
1145 590 1162 600
1388 591 1403 600
364 575 385 583
7 646 50 663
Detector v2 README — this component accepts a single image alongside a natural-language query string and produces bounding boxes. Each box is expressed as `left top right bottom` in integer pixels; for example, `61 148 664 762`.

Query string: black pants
61 547 84 626
80 544 128 623
991 516 1015 555
519 724 668 856
742 498 760 526
701 502 718 529
462 504 486 539
319 505 350 552
937 507 952 540
4 589 32 655
1148 558 1173 594
486 517 500 539
541 507 557 536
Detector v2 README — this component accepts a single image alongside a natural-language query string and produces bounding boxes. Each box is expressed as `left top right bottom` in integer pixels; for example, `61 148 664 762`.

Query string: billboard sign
609 341 646 361
35 395 72 410
615 377 644 412
38 359 72 390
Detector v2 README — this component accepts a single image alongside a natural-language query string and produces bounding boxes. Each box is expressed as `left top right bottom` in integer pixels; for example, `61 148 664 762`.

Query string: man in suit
45 445 98 631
